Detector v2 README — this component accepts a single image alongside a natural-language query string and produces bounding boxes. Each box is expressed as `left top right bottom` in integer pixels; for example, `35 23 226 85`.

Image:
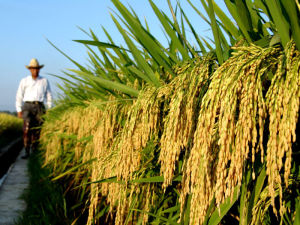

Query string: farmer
16 58 52 159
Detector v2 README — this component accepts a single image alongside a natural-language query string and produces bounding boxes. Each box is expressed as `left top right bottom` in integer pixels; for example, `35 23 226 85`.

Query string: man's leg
21 102 34 159
22 120 31 159
31 103 45 152
31 126 40 152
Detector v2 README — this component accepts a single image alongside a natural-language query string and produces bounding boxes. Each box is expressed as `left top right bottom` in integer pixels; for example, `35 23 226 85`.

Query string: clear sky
0 0 218 112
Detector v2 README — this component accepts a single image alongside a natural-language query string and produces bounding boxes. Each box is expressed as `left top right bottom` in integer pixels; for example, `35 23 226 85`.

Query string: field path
0 148 29 224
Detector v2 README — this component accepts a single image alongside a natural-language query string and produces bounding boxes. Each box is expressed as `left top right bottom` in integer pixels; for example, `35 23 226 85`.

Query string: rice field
38 0 300 224
0 113 23 136
0 113 23 148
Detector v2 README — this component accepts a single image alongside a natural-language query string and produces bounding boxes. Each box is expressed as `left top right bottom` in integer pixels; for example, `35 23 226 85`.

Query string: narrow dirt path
0 148 29 224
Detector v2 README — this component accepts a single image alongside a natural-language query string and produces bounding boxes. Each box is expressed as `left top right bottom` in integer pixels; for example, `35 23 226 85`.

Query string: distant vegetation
0 110 17 116
0 113 23 148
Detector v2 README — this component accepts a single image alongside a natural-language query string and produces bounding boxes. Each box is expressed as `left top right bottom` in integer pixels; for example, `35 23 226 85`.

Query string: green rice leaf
149 0 190 60
179 5 207 54
132 209 180 225
211 0 240 39
280 0 300 50
47 39 88 72
52 158 96 181
207 0 224 64
74 40 130 52
224 0 252 42
247 166 266 222
187 0 210 24
239 168 251 225
234 0 253 33
203 196 216 225
69 69 139 97
264 0 290 47
128 66 153 84
111 14 161 87
208 186 240 225
294 199 300 225
111 0 176 75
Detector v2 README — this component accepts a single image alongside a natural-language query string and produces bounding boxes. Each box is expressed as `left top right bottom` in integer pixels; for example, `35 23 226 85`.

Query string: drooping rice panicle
265 42 300 216
181 45 282 224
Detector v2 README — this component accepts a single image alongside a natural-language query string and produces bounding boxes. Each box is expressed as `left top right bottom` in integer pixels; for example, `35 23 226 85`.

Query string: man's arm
45 79 52 109
16 80 24 118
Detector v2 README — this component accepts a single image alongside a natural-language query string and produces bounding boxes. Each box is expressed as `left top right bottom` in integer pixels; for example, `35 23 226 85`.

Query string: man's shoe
21 154 30 159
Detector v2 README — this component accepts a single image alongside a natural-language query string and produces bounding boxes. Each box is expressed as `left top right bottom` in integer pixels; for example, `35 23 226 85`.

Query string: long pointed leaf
179 5 207 54
52 158 96 181
111 14 161 87
208 186 240 225
149 0 190 60
69 69 139 97
207 0 224 64
74 40 130 52
264 0 290 47
211 0 240 39
111 0 176 75
280 0 300 50
47 39 88 72
132 209 180 225
246 166 266 223
224 0 252 42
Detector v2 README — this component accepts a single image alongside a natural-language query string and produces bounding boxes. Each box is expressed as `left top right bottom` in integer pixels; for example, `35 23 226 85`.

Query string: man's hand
17 111 22 118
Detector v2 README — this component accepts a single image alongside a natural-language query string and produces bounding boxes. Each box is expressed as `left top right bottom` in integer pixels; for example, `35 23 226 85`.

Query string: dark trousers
22 102 45 154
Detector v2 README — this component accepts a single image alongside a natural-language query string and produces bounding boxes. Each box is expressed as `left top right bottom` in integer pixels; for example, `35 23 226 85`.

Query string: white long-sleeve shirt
16 75 52 112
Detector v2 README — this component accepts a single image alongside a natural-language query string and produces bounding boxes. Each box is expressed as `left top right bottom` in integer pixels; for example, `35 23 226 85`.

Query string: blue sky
0 0 218 112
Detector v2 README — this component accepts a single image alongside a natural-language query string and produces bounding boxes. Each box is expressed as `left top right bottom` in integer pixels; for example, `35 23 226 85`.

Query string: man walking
16 58 52 159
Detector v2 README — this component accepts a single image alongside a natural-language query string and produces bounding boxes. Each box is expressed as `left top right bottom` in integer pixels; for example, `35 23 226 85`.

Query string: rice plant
39 0 300 224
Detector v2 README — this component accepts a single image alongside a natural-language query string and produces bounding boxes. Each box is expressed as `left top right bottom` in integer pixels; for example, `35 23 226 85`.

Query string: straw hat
26 58 44 69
